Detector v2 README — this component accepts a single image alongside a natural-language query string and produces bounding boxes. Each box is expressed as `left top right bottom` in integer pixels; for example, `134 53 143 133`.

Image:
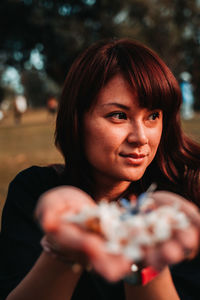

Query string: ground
0 108 63 215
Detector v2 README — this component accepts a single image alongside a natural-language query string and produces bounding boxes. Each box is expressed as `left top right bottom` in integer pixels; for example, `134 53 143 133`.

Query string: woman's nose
127 122 148 146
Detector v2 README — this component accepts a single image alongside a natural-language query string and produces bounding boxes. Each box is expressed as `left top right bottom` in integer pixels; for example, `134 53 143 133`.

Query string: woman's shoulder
7 164 65 205
2 164 66 221
12 164 65 187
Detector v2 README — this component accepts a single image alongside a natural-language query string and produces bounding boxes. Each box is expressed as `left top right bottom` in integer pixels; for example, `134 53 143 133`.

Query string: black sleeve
0 166 59 299
0 166 125 300
170 254 200 300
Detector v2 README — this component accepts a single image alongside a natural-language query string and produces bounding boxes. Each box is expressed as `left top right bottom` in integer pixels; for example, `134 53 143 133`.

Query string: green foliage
0 0 200 107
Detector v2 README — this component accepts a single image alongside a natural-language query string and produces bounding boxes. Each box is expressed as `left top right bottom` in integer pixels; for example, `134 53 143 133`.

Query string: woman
0 38 200 300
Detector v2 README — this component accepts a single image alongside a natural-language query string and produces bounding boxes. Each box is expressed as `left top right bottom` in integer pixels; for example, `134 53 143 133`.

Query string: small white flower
63 194 191 262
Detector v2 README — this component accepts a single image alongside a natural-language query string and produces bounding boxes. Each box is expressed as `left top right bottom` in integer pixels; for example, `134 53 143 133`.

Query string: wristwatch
123 264 142 285
123 264 159 285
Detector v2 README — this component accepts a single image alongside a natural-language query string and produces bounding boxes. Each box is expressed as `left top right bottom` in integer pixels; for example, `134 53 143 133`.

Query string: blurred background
0 0 200 214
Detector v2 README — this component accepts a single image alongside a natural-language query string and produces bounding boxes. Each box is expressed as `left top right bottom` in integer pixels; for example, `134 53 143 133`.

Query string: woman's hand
35 186 132 282
35 187 200 281
141 191 200 270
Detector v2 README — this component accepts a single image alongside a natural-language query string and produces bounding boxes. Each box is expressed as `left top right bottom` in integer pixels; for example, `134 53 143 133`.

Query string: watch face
123 270 142 285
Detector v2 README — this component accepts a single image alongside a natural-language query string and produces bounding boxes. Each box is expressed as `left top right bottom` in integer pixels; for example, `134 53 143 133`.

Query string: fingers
35 186 96 232
91 255 131 282
152 191 198 213
144 225 200 271
82 237 132 281
175 226 200 259
152 191 200 227
48 223 132 282
50 223 91 250
144 240 186 271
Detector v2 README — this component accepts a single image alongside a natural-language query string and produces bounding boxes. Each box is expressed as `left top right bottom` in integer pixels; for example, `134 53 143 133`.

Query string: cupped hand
36 187 200 281
35 186 132 282
142 191 200 270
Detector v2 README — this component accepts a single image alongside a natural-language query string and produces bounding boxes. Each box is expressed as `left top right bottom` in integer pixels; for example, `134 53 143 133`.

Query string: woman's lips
119 153 147 165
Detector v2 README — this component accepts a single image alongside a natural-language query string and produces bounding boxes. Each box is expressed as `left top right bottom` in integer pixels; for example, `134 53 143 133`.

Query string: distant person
46 96 58 116
0 109 4 122
180 72 195 120
13 95 28 124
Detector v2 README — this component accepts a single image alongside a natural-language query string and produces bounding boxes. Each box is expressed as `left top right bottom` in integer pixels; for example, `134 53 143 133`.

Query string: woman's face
83 75 163 187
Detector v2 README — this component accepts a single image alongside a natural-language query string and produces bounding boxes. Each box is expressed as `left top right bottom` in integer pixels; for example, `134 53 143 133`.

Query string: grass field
0 109 200 217
0 109 63 215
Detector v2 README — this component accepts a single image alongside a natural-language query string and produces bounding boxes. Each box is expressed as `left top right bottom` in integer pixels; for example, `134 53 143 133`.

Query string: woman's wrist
123 263 159 286
41 236 84 273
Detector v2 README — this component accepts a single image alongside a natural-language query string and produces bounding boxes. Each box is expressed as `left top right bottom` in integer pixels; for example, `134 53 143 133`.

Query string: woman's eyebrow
100 102 130 110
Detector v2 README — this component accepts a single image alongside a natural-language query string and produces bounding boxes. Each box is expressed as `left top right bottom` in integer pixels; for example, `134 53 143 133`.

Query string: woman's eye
109 112 127 120
149 111 160 120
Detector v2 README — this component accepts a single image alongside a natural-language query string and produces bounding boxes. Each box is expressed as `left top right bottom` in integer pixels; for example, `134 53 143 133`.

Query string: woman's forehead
89 74 139 109
95 74 165 111
86 64 172 114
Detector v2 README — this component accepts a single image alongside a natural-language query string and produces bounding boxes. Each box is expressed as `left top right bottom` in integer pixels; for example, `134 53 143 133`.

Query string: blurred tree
0 0 200 108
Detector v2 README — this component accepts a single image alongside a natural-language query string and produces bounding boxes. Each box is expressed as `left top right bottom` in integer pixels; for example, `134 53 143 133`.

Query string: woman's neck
94 179 132 203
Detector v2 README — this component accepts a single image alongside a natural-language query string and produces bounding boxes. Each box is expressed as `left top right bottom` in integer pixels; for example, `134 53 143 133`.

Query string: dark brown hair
55 38 200 205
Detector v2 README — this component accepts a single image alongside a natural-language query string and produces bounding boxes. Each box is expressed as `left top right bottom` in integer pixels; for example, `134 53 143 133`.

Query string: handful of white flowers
62 185 190 263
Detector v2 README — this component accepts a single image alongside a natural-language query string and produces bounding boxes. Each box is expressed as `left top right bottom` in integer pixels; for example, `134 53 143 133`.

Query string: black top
0 165 200 299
